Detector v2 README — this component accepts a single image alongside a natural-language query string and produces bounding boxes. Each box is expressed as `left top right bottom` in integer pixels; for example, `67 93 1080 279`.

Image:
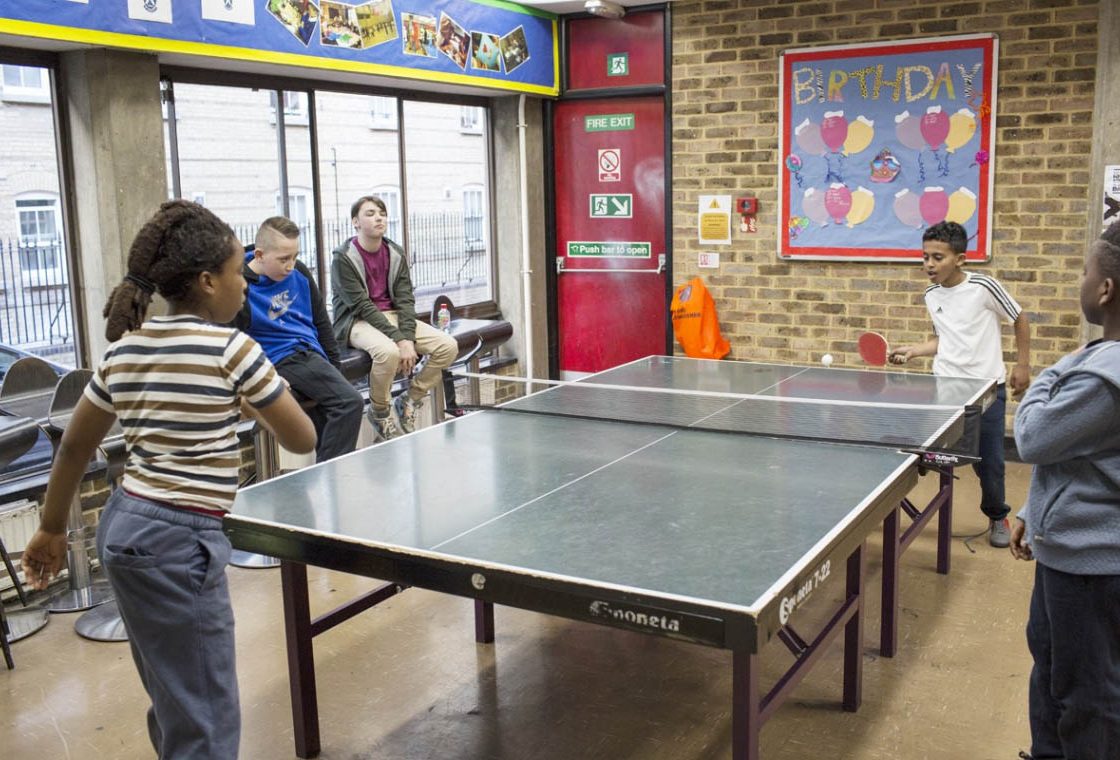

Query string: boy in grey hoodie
1010 221 1120 760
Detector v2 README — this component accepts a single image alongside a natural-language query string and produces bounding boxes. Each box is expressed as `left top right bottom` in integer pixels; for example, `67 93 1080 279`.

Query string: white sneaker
368 408 400 442
393 394 424 434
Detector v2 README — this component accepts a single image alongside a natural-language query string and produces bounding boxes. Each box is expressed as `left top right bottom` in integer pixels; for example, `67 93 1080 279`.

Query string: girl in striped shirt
22 200 316 759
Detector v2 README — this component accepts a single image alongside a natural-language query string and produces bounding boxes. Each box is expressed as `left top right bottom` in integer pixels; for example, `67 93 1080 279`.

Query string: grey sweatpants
96 489 240 759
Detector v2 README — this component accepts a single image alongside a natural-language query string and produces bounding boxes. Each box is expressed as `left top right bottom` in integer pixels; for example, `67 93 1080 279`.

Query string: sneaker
444 406 469 419
368 408 400 443
989 518 1011 548
393 394 424 434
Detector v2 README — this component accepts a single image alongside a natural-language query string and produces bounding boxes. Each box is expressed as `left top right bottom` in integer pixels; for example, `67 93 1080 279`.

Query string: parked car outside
0 343 68 480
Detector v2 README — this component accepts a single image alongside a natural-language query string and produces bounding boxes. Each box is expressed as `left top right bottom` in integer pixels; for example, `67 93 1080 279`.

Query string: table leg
843 543 864 712
880 508 900 657
281 561 320 759
937 469 954 575
474 600 494 643
731 649 761 760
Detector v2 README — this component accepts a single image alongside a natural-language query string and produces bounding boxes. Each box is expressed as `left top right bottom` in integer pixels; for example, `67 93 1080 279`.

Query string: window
16 195 64 285
1 65 50 103
271 90 309 125
371 186 402 242
276 189 316 273
370 97 398 130
459 106 483 134
462 185 485 247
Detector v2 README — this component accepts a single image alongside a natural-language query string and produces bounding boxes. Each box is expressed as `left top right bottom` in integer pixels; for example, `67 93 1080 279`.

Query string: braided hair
103 200 237 341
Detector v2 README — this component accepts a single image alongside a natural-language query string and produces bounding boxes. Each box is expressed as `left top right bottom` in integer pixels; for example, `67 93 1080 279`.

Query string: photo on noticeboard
438 12 470 71
265 0 319 46
354 0 398 48
500 25 529 73
401 12 437 58
320 1 363 48
471 31 502 72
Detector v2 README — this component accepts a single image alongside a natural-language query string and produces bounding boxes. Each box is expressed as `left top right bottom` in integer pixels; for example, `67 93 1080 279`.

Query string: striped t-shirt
85 315 284 513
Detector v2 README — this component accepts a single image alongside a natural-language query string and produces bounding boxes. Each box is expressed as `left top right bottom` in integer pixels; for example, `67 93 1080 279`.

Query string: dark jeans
276 350 363 463
1027 562 1120 759
974 383 1009 521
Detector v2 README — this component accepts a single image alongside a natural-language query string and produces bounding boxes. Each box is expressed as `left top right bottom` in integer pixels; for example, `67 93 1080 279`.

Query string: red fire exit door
554 97 667 374
552 12 669 375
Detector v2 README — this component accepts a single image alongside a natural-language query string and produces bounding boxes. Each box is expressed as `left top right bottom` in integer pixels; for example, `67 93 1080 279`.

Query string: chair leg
1 601 14 669
0 536 16 669
0 535 29 607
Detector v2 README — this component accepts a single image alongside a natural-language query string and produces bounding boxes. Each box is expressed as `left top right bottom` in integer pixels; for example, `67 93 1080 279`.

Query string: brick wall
671 0 1099 387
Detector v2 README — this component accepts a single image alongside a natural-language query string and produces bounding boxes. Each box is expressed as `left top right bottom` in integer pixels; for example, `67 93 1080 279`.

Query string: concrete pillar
59 49 166 361
1083 0 1120 343
492 95 549 380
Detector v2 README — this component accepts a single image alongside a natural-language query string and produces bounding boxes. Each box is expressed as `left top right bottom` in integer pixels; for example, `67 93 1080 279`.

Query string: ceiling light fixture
584 0 625 19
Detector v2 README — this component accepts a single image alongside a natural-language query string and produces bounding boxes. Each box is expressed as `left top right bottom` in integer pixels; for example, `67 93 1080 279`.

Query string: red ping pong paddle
857 331 890 367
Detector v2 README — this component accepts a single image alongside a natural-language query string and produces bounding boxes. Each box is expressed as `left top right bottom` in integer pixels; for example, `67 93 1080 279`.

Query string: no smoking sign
598 148 621 182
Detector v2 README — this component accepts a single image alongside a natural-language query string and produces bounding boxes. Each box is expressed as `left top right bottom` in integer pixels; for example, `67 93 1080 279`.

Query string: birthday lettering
794 62 978 103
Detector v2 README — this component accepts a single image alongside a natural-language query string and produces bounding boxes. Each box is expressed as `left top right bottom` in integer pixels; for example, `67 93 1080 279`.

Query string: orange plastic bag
670 277 730 359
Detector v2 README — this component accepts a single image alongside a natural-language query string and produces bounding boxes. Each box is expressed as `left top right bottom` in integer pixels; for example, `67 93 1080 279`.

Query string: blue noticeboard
0 0 558 96
778 34 997 261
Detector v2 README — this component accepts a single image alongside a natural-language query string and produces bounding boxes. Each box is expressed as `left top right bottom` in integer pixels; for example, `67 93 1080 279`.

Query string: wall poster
778 34 997 261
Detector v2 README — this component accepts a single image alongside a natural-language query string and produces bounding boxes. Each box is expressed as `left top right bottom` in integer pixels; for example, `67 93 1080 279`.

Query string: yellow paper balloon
946 187 977 224
946 108 977 154
843 115 874 157
846 186 875 228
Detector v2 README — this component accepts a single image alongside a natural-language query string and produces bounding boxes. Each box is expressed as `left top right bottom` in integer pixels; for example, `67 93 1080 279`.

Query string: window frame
1 64 51 104
159 65 500 318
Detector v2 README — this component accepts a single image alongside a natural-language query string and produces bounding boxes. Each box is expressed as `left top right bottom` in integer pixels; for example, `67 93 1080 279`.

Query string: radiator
0 500 40 592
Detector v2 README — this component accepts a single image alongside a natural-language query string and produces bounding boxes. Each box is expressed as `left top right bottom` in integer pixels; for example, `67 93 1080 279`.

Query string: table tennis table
225 356 994 760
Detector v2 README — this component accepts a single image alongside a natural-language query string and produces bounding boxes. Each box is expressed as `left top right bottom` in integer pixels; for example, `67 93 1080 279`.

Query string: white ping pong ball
821 353 834 367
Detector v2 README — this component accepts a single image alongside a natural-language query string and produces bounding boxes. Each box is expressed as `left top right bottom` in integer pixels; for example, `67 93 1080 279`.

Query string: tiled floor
3 460 1036 759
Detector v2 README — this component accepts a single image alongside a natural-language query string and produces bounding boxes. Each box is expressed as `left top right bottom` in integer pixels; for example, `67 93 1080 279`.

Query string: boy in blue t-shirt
1010 221 1120 759
234 216 362 462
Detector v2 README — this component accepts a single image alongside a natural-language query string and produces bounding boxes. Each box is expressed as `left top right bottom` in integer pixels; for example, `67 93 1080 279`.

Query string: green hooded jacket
330 236 417 345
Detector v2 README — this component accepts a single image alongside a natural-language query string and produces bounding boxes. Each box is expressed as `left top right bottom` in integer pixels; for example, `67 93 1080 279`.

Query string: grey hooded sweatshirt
1015 339 1120 575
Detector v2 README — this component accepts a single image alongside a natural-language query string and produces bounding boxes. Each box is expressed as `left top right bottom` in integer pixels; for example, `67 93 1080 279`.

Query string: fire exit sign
584 113 635 132
607 53 629 76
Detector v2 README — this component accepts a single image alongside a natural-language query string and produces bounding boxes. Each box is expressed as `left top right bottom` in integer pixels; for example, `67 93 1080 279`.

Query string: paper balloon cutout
846 186 875 228
946 187 978 224
785 154 803 172
788 216 810 239
802 187 829 226
824 183 853 224
821 111 849 154
919 187 949 225
895 111 926 151
920 106 950 151
870 148 901 183
795 118 827 157
843 115 874 156
946 108 977 153
893 188 923 229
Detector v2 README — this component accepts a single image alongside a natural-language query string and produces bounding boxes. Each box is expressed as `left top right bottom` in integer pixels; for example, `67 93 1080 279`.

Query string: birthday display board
778 35 997 261
0 0 558 96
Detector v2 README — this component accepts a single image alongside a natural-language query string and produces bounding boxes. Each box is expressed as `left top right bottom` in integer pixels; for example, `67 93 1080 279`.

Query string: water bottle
437 304 451 332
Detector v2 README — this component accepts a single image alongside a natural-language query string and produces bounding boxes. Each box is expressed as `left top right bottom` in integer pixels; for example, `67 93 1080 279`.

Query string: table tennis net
463 376 974 455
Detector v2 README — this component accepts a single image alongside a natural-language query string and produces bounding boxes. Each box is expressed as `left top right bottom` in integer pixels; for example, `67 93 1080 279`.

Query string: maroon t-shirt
353 238 394 310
